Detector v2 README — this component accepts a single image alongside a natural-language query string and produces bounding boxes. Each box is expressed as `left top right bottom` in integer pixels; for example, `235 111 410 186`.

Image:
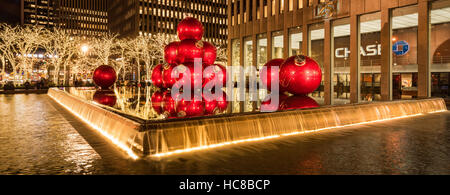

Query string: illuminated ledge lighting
48 93 140 160
151 110 447 158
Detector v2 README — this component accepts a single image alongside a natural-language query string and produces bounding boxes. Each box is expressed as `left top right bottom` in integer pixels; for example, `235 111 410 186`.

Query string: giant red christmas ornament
177 17 204 41
164 42 180 64
151 64 164 88
216 92 228 112
280 95 319 110
203 64 227 87
162 63 178 89
279 55 322 95
93 90 117 107
202 41 217 65
151 91 164 114
259 59 287 92
93 65 117 89
177 94 205 118
162 91 178 117
178 39 204 64
169 62 204 90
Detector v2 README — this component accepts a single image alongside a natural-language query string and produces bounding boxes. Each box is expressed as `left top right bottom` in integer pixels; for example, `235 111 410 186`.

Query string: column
349 14 359 103
380 7 392 101
324 19 332 105
418 0 430 98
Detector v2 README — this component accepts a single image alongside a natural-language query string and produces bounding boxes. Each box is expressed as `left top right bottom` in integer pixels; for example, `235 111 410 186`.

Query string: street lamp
81 44 90 54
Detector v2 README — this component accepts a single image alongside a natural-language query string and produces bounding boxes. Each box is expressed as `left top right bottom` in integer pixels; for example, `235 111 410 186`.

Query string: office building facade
108 0 228 46
228 0 450 105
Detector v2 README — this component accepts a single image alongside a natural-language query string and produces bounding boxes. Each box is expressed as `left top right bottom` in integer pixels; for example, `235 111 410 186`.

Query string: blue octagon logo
393 40 410 56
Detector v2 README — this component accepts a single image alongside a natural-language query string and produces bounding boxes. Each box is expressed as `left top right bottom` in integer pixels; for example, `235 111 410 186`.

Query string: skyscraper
108 0 228 46
20 0 108 36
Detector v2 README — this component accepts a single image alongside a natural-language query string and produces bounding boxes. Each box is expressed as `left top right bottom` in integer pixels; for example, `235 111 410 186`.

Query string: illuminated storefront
228 0 450 105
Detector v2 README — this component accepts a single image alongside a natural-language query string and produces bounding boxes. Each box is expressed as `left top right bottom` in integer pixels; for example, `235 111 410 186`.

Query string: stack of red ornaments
150 17 228 118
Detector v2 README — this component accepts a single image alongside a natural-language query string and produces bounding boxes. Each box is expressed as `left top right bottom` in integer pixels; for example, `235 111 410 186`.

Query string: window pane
392 5 418 100
431 0 450 98
332 18 351 104
359 12 381 102
309 23 324 100
272 31 284 59
289 27 302 56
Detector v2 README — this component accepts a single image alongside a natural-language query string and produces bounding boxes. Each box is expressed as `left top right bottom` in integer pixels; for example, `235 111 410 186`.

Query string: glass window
244 36 253 77
272 31 284 59
309 23 324 100
257 33 268 69
359 12 381 102
392 5 418 100
332 18 351 105
431 0 450 98
231 39 241 83
289 27 302 56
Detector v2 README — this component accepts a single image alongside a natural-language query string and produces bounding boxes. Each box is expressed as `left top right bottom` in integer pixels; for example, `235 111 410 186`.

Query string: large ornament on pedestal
259 59 287 92
162 91 178 118
93 90 117 107
202 41 217 65
151 64 164 88
279 55 322 95
93 65 117 90
177 39 204 64
177 17 204 41
164 42 180 64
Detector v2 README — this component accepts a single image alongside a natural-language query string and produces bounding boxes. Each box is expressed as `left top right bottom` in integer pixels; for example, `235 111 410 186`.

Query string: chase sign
392 40 410 56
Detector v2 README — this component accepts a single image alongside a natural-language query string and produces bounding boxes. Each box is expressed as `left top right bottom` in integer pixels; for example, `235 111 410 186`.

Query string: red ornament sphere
279 55 322 95
151 64 164 88
162 63 178 89
164 42 180 64
280 96 320 111
259 59 287 92
203 64 227 88
177 39 204 64
169 62 205 90
151 91 164 114
93 65 117 89
216 92 228 112
177 17 204 41
202 41 217 65
93 90 117 107
177 95 205 118
162 91 178 118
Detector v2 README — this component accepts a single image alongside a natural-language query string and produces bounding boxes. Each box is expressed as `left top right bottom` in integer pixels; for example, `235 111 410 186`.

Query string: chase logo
393 40 410 56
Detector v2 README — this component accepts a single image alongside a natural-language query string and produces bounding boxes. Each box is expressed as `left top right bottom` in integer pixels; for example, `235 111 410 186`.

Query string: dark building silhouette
108 0 228 46
0 0 21 25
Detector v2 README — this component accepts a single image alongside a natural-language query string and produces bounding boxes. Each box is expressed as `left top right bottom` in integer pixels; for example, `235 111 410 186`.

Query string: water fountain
48 87 447 159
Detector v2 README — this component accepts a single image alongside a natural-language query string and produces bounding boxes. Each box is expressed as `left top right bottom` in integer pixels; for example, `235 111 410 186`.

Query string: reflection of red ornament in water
177 95 205 118
164 42 180 64
151 91 164 114
279 55 322 95
260 59 287 92
177 17 204 41
93 90 117 107
280 96 319 110
203 64 227 87
93 65 117 89
261 94 289 112
151 64 164 88
202 41 217 65
177 39 204 64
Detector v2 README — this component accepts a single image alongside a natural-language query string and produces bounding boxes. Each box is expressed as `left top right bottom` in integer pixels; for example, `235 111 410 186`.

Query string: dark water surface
0 94 449 175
